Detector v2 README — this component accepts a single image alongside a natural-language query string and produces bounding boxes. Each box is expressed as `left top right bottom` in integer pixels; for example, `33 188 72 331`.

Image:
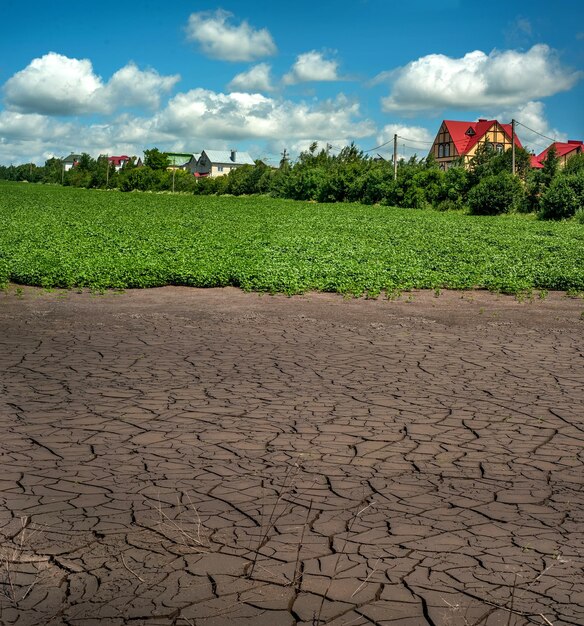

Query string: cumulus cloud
186 10 276 62
3 53 179 116
0 110 77 163
372 123 434 160
152 89 374 144
497 101 567 151
376 123 433 147
228 63 274 92
283 51 341 85
102 63 180 110
4 54 102 115
380 44 582 112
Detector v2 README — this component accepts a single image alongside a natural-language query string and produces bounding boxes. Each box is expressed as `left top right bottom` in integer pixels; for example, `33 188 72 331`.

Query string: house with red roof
531 140 583 169
429 119 523 170
108 155 142 171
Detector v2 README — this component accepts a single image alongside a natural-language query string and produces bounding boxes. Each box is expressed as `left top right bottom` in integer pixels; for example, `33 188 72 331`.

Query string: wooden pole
393 134 398 181
511 119 516 175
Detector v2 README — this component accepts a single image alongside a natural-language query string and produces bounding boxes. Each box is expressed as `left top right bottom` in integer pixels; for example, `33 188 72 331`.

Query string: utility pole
280 148 289 168
393 134 398 181
106 155 109 188
511 119 516 175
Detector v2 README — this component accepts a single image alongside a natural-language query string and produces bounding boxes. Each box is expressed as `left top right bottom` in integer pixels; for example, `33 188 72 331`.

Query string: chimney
230 149 237 162
478 118 488 122
568 140 581 144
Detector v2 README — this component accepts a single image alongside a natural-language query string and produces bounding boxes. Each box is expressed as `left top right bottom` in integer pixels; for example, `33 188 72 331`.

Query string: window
495 143 504 154
465 127 476 136
218 166 224 172
438 143 450 158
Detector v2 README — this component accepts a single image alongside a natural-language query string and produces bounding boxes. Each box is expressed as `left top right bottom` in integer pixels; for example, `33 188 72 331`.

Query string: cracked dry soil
0 287 583 626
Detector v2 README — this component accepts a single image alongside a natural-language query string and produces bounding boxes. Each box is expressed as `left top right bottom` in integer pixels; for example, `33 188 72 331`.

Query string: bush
539 173 584 220
467 173 524 215
118 168 161 192
436 198 465 212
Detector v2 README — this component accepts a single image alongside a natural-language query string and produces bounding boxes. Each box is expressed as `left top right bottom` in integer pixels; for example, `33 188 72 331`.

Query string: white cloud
1 86 377 165
283 51 341 85
372 124 434 160
0 110 77 163
497 101 567 152
151 89 374 145
186 10 277 62
3 53 179 116
4 53 102 115
380 44 582 112
376 123 433 147
228 63 274 92
102 63 180 110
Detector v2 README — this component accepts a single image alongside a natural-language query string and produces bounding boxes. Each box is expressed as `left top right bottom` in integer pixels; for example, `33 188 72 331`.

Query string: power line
396 135 434 146
515 120 558 144
363 138 394 153
364 134 433 154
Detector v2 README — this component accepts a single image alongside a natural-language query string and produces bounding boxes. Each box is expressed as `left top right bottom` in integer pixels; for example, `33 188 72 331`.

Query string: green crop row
1 182 583 295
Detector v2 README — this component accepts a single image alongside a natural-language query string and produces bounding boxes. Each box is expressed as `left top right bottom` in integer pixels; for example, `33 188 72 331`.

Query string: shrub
118 168 160 192
436 198 465 212
539 173 584 220
467 173 524 215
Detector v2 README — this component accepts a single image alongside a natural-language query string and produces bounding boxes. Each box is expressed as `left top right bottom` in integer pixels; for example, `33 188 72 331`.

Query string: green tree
143 148 169 170
43 157 64 183
76 153 96 172
540 145 559 187
539 172 584 220
564 152 584 174
468 172 524 215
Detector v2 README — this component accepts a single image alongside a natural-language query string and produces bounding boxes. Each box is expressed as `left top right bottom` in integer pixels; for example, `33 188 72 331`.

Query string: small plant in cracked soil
0 517 50 610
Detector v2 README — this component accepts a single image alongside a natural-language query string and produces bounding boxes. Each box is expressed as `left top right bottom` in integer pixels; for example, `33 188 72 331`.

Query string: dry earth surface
0 286 583 626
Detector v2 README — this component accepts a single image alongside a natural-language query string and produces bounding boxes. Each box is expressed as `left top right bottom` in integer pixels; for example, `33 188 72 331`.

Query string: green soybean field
1 182 583 295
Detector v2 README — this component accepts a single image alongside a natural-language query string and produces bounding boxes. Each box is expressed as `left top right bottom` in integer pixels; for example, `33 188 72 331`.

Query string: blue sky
1 0 582 165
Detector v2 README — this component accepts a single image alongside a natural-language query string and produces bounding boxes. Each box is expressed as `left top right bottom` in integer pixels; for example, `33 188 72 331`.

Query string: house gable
429 119 522 169
62 153 83 171
196 149 255 177
533 140 583 168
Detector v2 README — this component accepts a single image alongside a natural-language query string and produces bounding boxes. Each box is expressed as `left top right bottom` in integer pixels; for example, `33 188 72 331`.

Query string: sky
0 0 583 166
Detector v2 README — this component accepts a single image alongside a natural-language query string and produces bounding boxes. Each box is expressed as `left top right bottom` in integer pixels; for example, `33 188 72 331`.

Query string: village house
429 119 523 170
182 154 201 175
530 140 583 169
62 153 83 171
166 153 195 170
108 155 143 171
196 149 255 177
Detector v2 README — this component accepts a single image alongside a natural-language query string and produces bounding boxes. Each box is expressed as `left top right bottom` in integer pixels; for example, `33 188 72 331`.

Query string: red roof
443 119 523 156
530 155 544 169
108 155 130 166
534 141 583 165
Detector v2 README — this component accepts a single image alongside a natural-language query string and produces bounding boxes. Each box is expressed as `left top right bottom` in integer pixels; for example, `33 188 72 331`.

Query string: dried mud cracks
0 288 583 625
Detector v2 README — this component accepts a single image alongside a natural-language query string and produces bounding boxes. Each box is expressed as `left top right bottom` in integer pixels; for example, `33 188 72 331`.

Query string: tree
43 158 64 183
539 172 584 220
468 172 524 215
77 153 96 172
564 152 584 174
540 145 559 187
143 148 169 170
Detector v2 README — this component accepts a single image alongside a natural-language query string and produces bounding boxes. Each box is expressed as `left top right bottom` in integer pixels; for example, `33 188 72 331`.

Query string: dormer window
465 127 476 136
